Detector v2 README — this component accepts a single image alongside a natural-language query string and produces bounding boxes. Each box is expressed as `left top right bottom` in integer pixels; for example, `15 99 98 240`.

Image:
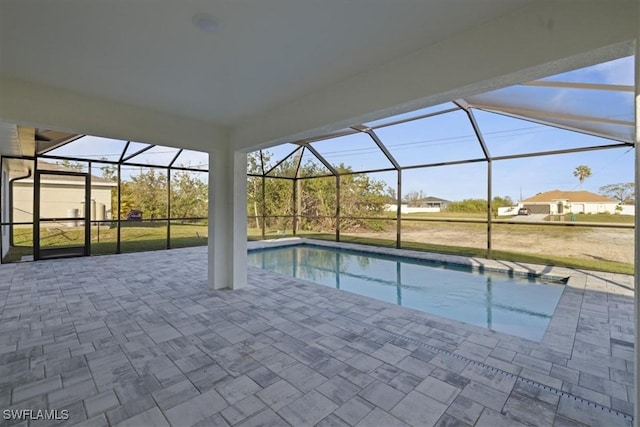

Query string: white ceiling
0 0 533 126
0 122 20 156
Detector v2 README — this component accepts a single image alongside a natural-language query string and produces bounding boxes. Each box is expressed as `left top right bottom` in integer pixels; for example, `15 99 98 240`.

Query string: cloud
542 55 634 86
588 56 634 86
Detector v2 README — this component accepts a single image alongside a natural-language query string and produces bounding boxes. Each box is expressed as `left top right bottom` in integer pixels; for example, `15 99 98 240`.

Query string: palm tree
573 165 592 189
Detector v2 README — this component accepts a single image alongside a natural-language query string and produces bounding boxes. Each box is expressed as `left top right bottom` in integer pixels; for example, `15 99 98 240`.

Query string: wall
0 76 225 154
619 205 635 216
90 186 113 220
569 202 620 214
13 182 115 224
498 206 518 216
384 204 440 214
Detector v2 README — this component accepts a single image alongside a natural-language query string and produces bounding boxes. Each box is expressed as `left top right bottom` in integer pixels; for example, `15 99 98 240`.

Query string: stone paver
84 390 120 418
163 388 228 426
358 380 405 411
355 408 409 427
115 407 169 427
256 379 302 411
415 376 461 406
391 390 448 426
0 243 634 426
333 396 374 425
444 395 484 425
277 390 338 427
215 375 262 405
220 395 266 425
316 375 362 405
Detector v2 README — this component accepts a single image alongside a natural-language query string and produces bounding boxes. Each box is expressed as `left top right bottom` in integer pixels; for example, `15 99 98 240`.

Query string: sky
44 56 635 204
46 137 209 182
260 55 635 202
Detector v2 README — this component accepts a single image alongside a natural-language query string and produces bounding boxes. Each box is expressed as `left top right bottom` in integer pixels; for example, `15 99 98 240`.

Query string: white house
11 160 116 224
520 190 625 215
385 196 450 214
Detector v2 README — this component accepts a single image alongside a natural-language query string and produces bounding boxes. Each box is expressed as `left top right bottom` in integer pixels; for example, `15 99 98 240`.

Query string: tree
120 168 168 220
573 165 592 188
99 158 118 219
170 171 207 219
247 152 265 229
247 150 393 233
57 159 84 171
336 165 392 231
491 195 514 216
403 190 426 207
99 161 117 181
446 199 487 213
492 195 514 208
599 182 634 204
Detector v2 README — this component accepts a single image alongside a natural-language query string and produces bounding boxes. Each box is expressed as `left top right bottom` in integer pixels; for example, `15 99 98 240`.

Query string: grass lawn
400 212 487 220
558 213 634 224
5 223 632 275
3 222 208 263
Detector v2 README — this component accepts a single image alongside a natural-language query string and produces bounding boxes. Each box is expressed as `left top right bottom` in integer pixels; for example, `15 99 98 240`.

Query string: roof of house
522 190 615 204
9 160 117 186
418 196 450 203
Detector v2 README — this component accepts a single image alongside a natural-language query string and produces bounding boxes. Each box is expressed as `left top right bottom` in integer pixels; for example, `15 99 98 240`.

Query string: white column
634 27 639 427
208 147 247 290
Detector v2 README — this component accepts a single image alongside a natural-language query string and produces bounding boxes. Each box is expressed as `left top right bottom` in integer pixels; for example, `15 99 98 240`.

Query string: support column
261 175 266 240
634 30 639 427
336 175 341 242
208 147 247 290
487 160 492 258
396 169 402 249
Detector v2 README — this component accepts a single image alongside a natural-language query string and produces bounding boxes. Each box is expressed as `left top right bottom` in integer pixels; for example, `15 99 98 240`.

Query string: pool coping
248 237 574 283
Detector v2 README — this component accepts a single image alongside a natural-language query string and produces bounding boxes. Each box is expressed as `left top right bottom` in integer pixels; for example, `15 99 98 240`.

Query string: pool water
248 245 565 341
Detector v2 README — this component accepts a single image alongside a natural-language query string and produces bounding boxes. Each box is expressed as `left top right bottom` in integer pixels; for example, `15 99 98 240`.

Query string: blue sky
302 122 634 202
47 136 209 181
46 56 634 203
267 55 635 202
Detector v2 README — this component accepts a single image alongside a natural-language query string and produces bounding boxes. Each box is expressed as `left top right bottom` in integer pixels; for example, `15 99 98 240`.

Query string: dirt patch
345 225 634 265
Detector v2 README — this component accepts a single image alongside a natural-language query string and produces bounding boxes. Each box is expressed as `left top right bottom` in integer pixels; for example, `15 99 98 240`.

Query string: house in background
519 190 628 215
385 196 450 214
11 160 117 225
411 196 450 210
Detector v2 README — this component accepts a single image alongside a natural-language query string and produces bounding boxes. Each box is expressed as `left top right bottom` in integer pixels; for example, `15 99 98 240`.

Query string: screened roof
251 55 635 178
40 136 208 171
35 55 635 178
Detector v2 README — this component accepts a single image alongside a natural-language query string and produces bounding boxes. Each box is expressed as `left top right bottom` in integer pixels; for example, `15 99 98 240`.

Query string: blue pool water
248 245 566 341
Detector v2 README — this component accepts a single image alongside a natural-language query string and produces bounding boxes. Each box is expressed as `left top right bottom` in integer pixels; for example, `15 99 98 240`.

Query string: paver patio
0 242 634 426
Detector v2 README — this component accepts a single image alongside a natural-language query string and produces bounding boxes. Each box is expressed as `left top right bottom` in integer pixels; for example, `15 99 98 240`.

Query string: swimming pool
248 244 566 341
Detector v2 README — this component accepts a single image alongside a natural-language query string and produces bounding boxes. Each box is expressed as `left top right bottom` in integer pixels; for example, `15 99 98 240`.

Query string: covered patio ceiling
0 1 637 154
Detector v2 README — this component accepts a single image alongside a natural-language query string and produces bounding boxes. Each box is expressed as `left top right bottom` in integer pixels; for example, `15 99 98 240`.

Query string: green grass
248 229 633 275
6 223 633 275
3 223 208 263
557 213 634 224
400 212 488 220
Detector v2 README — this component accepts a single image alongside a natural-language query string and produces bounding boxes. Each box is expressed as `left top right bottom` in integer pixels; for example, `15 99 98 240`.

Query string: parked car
126 210 143 220
517 207 530 216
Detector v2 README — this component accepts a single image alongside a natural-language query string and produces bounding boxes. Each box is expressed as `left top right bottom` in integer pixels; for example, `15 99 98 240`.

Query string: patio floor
0 243 634 426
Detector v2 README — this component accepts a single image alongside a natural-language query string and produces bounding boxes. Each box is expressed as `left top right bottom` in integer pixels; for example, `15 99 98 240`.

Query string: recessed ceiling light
192 13 219 33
